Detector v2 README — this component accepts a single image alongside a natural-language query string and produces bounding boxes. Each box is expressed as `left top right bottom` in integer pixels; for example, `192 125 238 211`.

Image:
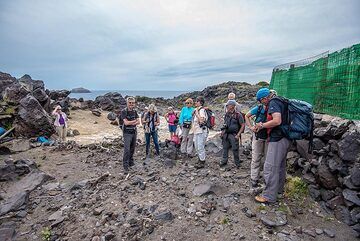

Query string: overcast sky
0 0 359 91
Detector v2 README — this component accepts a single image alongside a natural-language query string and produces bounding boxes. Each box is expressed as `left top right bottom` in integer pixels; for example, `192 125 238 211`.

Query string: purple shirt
59 114 65 125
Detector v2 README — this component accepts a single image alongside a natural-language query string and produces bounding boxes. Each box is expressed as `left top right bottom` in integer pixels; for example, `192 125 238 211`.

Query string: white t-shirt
190 108 208 134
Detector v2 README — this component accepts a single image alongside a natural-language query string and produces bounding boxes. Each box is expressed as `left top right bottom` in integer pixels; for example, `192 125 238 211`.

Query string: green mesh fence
270 43 360 120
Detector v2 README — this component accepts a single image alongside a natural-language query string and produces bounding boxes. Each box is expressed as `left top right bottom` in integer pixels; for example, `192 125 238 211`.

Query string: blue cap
256 88 270 101
226 100 237 106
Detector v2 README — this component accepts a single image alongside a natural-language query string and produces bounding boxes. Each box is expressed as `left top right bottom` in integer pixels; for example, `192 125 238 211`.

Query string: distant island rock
71 87 91 93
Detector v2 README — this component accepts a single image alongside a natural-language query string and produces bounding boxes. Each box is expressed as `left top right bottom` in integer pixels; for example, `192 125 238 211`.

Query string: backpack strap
254 105 263 122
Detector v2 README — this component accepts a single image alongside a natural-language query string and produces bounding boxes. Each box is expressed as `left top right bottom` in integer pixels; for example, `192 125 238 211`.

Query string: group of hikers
119 87 303 204
50 86 311 205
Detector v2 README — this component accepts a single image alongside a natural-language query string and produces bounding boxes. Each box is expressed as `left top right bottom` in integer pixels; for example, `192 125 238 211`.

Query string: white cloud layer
0 0 359 90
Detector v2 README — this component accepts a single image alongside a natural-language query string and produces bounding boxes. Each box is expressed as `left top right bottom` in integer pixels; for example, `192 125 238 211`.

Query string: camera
220 124 228 131
199 122 207 129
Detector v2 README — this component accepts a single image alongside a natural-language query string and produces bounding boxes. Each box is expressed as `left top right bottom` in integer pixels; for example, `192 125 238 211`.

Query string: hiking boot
251 180 259 188
195 161 205 169
219 161 227 167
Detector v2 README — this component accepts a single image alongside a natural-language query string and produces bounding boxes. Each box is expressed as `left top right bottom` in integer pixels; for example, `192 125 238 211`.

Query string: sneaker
255 196 269 204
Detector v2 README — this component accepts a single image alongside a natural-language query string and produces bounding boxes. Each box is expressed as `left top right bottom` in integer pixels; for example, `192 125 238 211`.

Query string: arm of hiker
257 112 282 129
179 109 184 125
245 112 256 131
155 115 160 126
134 112 140 125
197 108 205 123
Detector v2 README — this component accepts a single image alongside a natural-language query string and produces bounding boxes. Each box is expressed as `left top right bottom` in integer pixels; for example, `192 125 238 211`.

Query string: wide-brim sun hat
256 88 270 101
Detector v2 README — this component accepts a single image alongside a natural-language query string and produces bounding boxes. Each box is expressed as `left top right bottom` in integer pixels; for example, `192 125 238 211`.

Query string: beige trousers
251 134 268 181
56 126 67 142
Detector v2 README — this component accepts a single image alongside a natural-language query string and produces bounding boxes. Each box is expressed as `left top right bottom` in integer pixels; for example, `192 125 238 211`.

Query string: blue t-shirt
249 105 266 123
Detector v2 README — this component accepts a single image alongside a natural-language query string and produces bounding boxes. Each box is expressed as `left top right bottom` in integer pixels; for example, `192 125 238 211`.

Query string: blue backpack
270 96 314 153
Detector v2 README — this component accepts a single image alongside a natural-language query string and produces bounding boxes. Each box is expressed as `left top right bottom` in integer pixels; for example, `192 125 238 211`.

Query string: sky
0 0 359 91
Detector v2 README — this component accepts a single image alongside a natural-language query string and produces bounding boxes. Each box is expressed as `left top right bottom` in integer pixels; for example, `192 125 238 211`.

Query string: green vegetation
220 216 230 225
41 227 51 241
285 176 308 201
256 205 267 212
277 202 288 213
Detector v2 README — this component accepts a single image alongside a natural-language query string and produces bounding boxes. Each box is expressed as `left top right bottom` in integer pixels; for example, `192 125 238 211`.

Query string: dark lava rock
3 83 30 105
308 185 321 201
92 109 102 117
323 228 336 238
313 138 325 151
0 226 16 241
0 72 16 94
193 183 214 196
0 191 29 216
337 131 360 162
48 90 71 101
316 164 339 190
343 189 360 206
14 95 55 137
18 74 45 91
155 211 174 221
107 112 117 121
326 196 344 210
32 88 49 103
94 92 126 111
334 206 355 226
350 166 360 187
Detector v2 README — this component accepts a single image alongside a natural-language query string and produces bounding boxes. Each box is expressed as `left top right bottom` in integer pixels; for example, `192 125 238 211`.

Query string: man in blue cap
253 88 291 203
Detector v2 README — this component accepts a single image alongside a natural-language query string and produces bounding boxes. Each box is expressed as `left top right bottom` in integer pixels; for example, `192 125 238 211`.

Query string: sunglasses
185 102 191 104
128 102 135 104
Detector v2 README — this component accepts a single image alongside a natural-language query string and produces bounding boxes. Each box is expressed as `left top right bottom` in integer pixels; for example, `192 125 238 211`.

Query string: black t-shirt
268 98 287 142
120 108 139 134
224 111 244 134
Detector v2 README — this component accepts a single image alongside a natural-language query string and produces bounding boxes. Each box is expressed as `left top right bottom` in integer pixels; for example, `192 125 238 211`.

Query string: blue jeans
145 131 160 156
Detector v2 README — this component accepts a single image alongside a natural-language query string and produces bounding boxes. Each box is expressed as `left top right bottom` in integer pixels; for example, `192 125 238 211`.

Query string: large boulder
3 83 30 105
14 95 55 137
32 88 48 103
18 74 44 91
337 131 360 162
0 72 17 95
94 92 126 111
314 118 351 141
48 89 71 101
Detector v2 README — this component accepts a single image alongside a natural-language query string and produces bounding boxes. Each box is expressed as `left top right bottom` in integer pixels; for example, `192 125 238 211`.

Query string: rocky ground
0 134 357 241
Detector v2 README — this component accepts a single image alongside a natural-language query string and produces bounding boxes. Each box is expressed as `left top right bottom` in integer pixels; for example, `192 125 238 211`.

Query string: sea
69 90 188 100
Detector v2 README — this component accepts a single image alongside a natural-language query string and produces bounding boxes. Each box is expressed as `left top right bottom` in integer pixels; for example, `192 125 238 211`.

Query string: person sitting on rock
254 88 291 203
52 105 68 142
165 107 178 139
142 104 160 159
221 100 245 169
191 96 209 169
223 92 242 114
179 98 195 157
120 97 140 173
